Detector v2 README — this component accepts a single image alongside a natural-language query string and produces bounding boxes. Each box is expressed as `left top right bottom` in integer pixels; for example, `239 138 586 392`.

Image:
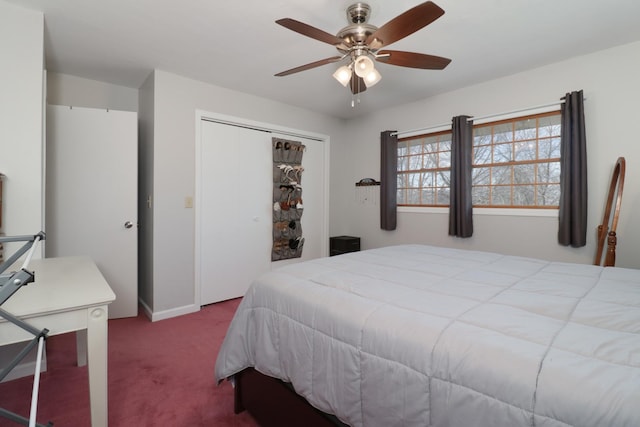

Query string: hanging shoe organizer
272 138 305 261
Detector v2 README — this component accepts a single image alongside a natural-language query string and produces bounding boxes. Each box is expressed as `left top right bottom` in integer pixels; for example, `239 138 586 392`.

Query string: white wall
47 72 138 112
0 0 44 380
141 70 346 318
0 1 44 248
336 40 640 269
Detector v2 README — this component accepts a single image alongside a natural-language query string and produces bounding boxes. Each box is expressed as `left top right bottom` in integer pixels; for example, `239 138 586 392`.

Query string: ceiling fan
275 1 451 95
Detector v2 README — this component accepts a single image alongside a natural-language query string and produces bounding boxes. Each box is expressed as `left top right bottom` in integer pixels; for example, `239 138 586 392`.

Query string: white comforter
214 245 640 426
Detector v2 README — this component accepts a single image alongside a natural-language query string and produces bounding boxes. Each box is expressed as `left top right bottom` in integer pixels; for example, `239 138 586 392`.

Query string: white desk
0 256 115 427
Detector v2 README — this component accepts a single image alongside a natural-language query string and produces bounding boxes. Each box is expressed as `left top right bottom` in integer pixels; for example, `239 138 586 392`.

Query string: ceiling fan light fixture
274 1 451 99
333 65 352 86
354 55 374 78
364 68 381 86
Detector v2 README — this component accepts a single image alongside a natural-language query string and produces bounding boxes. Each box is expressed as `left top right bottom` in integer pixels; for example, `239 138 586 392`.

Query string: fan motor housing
337 23 377 49
337 3 377 53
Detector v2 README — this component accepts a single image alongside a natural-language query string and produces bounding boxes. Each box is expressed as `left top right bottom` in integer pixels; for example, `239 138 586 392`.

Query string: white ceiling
7 0 640 119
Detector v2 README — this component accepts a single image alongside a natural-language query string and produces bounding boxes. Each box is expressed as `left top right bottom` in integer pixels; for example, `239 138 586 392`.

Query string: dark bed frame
234 368 349 427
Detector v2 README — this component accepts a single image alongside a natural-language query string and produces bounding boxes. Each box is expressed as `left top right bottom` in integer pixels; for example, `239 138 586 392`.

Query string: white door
46 105 138 319
197 119 326 305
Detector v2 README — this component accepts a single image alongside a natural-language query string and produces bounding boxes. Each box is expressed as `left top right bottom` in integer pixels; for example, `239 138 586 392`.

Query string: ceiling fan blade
366 1 445 49
376 50 451 69
350 74 367 94
276 18 346 46
275 56 342 77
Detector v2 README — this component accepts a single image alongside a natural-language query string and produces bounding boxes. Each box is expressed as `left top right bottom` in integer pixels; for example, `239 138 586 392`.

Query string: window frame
396 109 562 213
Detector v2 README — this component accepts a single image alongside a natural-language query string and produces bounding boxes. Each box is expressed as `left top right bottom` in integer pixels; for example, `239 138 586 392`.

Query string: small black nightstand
329 236 360 256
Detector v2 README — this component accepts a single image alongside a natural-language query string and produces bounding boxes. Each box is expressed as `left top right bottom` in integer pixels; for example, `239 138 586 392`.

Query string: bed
214 244 640 426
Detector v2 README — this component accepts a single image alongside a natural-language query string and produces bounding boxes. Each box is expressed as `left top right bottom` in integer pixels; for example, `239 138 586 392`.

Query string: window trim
398 205 558 217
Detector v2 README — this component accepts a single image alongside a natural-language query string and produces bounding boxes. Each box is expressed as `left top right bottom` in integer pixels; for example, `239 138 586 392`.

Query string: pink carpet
0 298 257 426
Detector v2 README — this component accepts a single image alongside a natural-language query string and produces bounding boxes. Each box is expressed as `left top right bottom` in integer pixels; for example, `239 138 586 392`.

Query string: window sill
398 206 559 218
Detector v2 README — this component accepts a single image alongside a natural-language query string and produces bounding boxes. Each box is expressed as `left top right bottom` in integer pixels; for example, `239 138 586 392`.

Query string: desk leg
87 305 109 427
76 330 88 366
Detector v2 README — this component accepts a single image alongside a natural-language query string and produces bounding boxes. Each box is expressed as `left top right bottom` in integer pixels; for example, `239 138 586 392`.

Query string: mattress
214 244 640 426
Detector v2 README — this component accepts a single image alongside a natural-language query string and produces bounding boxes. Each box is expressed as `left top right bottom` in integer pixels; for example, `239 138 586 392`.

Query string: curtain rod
466 99 568 123
393 97 586 137
201 117 325 142
393 121 450 137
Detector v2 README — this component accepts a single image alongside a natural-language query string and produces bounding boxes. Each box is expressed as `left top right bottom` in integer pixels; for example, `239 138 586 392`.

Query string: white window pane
491 165 512 185
514 164 535 184
514 141 536 161
474 145 492 165
436 171 450 187
407 189 420 204
407 173 421 187
474 126 492 144
539 137 561 159
472 186 490 205
537 184 560 206
422 172 434 187
436 188 450 205
424 142 439 154
493 143 513 163
408 155 422 170
513 185 535 205
421 188 435 205
537 161 560 183
397 156 408 170
472 167 490 185
409 142 422 155
424 136 438 145
474 126 492 136
514 119 537 140
423 152 438 169
491 186 511 205
494 123 513 143
539 115 561 137
439 151 451 168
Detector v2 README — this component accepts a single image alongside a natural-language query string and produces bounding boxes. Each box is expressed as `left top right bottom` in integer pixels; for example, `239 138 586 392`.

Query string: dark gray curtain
449 116 474 238
380 130 398 230
558 90 588 247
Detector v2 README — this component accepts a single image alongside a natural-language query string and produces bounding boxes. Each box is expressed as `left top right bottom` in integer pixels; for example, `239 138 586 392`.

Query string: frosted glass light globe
332 65 352 86
354 56 374 78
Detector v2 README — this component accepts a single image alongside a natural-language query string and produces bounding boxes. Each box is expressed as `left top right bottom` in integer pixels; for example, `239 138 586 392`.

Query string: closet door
197 120 326 305
198 122 273 305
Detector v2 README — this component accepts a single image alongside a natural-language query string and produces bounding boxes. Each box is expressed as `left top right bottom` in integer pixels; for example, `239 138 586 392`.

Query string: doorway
45 105 138 319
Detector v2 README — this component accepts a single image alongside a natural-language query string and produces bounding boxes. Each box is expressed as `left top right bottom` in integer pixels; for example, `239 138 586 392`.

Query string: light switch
185 196 193 208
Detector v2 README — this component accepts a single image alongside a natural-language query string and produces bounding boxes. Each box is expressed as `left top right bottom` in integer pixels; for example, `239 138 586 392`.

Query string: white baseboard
138 299 200 322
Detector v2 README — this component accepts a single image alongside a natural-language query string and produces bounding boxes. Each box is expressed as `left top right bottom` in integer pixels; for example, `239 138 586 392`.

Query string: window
397 111 561 208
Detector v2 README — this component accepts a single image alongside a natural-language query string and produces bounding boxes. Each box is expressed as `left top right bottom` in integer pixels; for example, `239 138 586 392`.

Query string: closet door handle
124 221 134 229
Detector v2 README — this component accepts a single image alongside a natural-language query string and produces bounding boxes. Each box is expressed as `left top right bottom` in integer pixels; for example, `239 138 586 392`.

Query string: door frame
194 110 330 307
